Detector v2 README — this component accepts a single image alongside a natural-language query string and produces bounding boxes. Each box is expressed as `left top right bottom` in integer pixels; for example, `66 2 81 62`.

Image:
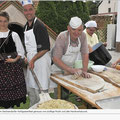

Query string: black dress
0 31 27 108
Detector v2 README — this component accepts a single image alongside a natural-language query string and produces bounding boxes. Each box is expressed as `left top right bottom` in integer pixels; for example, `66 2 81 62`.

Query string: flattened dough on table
99 68 120 84
53 73 105 93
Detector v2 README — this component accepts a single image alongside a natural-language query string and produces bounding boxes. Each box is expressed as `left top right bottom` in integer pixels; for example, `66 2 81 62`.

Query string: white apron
50 34 81 88
24 17 51 90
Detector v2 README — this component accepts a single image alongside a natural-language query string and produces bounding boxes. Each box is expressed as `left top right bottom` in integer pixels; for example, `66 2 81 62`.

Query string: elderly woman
84 20 107 53
83 20 99 53
0 11 27 108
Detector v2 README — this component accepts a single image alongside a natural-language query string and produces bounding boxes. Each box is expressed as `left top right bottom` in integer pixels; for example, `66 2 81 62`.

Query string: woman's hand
5 55 21 63
5 58 17 63
111 59 120 68
111 62 117 68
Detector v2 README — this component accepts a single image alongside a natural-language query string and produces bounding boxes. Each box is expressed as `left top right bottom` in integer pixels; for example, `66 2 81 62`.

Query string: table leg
57 84 61 99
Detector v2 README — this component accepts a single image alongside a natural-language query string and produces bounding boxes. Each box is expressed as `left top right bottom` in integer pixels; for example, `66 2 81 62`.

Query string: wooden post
57 84 61 99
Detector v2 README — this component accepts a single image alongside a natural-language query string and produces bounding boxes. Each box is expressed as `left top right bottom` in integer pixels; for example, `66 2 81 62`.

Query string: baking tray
95 96 120 109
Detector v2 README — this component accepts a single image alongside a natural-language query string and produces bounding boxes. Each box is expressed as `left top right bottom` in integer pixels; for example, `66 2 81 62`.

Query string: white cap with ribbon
69 16 82 29
21 0 33 6
85 20 97 28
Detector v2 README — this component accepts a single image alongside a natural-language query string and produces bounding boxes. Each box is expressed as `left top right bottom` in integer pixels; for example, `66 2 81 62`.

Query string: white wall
107 24 116 49
4 4 27 25
98 0 118 14
116 0 120 42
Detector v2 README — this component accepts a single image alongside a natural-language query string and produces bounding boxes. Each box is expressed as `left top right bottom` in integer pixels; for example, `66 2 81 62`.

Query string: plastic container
74 60 94 69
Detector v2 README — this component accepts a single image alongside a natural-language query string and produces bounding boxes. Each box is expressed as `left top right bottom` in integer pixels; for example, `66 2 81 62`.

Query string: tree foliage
86 1 99 15
36 1 90 34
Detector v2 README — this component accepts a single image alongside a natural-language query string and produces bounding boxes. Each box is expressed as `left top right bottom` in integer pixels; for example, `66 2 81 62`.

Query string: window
108 0 110 4
108 8 111 13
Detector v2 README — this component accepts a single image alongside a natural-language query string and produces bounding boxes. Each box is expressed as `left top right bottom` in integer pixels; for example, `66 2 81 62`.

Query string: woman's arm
5 32 25 63
111 58 120 68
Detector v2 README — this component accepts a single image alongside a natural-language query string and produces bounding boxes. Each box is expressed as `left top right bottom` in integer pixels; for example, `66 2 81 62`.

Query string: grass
14 97 30 109
67 93 83 106
0 93 87 109
50 93 87 109
0 97 30 109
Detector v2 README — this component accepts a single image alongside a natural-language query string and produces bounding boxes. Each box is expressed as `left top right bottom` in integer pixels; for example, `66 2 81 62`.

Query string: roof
97 12 117 16
0 1 4 4
0 1 57 39
91 12 117 17
96 1 103 7
0 1 6 6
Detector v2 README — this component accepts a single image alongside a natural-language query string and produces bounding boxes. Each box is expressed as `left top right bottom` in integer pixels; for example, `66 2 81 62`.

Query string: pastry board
52 73 105 93
90 67 120 88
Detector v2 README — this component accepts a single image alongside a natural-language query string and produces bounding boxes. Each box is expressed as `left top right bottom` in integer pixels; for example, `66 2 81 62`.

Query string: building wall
98 0 118 13
4 4 27 25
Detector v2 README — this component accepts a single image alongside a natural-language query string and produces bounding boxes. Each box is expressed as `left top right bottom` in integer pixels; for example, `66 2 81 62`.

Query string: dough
37 99 76 109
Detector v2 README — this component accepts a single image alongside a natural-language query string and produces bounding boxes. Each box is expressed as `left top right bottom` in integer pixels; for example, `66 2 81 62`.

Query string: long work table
50 67 120 109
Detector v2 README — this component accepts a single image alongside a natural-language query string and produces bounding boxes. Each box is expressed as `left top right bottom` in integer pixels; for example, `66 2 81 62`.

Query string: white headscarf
69 16 82 29
85 20 97 28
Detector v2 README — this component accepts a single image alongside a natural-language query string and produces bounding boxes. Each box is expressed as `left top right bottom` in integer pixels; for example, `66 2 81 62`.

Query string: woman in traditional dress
0 11 27 108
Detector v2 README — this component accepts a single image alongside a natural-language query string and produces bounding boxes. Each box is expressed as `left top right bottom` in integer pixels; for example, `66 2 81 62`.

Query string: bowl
74 60 94 69
91 65 105 72
30 99 78 109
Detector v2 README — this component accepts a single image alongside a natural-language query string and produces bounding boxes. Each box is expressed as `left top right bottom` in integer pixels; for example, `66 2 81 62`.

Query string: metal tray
95 96 120 109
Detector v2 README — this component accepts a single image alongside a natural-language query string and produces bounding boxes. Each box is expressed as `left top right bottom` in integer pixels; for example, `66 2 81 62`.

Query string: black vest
0 31 16 53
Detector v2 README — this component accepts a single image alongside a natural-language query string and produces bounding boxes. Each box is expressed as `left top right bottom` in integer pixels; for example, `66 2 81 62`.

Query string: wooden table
50 73 120 109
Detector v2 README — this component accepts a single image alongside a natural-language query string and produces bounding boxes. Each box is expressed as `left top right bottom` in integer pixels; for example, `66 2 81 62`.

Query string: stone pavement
108 50 120 64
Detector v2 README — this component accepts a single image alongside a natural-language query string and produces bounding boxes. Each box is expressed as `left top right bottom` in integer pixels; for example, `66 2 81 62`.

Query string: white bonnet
69 16 82 29
85 20 97 28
